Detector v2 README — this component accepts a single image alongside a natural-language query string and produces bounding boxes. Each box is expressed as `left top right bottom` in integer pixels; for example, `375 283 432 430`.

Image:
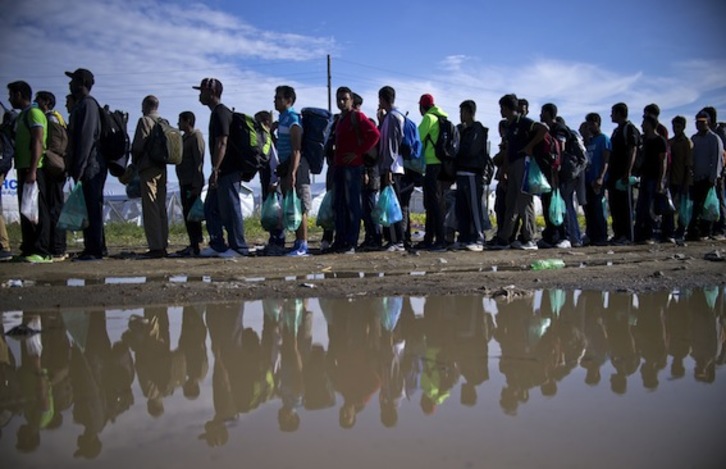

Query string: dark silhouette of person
603 292 641 395
178 306 208 400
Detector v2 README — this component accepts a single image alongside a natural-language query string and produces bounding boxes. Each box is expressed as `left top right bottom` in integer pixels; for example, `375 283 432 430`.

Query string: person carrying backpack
65 68 106 261
607 102 640 245
130 95 169 259
417 94 453 252
0 103 17 261
454 100 489 251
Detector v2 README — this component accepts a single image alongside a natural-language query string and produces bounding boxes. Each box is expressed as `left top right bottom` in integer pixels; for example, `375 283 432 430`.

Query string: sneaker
199 246 224 257
51 253 70 262
384 243 405 252
512 240 538 250
137 249 167 259
412 241 432 250
173 246 199 257
262 244 286 257
486 237 510 250
73 252 102 262
218 249 242 259
0 250 12 262
610 236 631 246
287 241 309 257
537 239 554 249
555 239 572 249
466 243 484 252
320 240 332 253
342 247 356 255
22 254 53 264
429 243 447 253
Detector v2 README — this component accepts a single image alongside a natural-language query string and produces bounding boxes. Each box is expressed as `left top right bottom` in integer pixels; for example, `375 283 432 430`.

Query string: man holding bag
7 81 52 263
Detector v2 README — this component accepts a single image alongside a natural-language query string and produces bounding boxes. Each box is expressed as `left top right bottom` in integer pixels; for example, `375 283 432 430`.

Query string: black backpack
301 107 334 174
98 104 130 177
0 104 17 176
559 128 588 182
227 112 271 182
427 115 460 162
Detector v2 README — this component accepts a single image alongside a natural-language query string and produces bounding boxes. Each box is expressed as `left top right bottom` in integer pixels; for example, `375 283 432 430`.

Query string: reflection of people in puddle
15 315 53 453
377 297 406 427
0 319 21 443
125 308 186 419
449 296 494 407
420 297 460 415
665 291 692 379
603 293 641 395
634 294 667 390
544 291 587 396
178 306 208 400
278 299 311 432
690 290 720 384
41 313 73 431
329 299 381 429
581 293 609 386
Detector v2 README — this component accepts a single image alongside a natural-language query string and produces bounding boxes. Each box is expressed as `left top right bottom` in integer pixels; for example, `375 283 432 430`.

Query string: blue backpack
392 109 422 161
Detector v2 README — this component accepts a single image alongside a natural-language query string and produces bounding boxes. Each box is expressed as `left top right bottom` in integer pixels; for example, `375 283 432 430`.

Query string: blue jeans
80 164 108 257
204 172 248 253
362 186 381 246
561 180 582 244
333 165 363 249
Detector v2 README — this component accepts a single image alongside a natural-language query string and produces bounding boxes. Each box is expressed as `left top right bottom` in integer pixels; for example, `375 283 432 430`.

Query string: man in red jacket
331 87 380 253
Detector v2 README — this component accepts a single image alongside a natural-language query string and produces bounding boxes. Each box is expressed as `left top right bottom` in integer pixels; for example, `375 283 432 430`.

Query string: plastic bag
261 193 282 231
702 187 720 222
187 197 205 222
283 190 302 232
20 181 39 224
548 189 565 226
316 190 335 231
57 182 88 231
679 194 693 227
374 185 403 227
522 157 551 195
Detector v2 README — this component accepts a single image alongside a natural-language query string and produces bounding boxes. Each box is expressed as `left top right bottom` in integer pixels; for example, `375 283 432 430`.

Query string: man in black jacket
454 100 489 251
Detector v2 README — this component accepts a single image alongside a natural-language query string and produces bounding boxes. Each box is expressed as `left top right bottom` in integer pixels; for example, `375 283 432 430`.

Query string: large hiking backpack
40 110 69 178
145 117 183 165
427 115 460 162
301 107 334 175
559 128 588 182
227 112 272 182
392 109 423 161
98 104 130 177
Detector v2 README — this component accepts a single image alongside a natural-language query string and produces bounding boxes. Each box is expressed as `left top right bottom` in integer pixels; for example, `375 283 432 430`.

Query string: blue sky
2 0 725 192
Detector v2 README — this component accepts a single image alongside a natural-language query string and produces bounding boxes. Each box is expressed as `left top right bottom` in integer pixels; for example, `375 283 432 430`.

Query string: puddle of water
2 289 725 468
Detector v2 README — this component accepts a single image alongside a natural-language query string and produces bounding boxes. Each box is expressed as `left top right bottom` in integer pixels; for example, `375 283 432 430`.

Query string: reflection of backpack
427 115 460 162
35 110 69 177
392 109 422 160
227 112 271 181
98 104 130 177
145 117 183 165
301 107 334 174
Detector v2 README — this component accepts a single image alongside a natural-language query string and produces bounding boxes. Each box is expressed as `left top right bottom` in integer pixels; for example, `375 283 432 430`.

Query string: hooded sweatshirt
418 105 448 165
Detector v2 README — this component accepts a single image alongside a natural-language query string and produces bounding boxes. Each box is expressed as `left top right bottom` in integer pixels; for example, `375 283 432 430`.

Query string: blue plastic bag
702 187 720 222
679 194 693 227
522 157 551 195
187 197 205 222
548 189 565 226
261 192 282 231
283 190 302 232
375 186 403 227
57 182 88 231
316 190 335 231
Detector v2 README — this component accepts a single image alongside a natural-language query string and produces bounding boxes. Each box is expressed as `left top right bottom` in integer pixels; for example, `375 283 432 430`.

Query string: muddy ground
1 239 725 312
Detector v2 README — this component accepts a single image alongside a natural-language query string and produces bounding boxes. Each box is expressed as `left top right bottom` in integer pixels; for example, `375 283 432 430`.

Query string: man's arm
27 125 44 183
287 124 302 188
522 122 547 156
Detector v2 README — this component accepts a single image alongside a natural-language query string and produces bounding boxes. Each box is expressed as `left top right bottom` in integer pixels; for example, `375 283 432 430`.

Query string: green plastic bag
283 190 302 232
679 195 693 227
261 193 282 231
522 157 551 195
57 182 88 231
702 187 720 222
548 189 565 226
187 197 205 222
374 186 403 227
316 190 335 231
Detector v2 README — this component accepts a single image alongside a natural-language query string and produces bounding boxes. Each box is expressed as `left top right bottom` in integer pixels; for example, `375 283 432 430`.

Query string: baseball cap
192 78 223 96
64 68 95 88
419 94 435 108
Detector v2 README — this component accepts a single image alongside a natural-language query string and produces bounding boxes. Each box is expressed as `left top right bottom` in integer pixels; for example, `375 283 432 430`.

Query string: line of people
2 289 723 456
3 71 725 262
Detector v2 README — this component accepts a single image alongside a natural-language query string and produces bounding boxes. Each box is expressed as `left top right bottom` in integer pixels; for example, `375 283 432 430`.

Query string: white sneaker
555 239 572 249
466 243 484 252
218 249 242 259
199 246 222 257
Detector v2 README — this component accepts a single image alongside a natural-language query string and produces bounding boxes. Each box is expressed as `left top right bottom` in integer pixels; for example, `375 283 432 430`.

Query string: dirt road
1 241 724 311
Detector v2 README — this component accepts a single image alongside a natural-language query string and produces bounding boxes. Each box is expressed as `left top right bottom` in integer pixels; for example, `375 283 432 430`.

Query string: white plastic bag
21 181 39 224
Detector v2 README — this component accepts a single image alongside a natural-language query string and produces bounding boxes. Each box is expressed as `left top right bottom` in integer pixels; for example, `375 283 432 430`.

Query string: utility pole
327 54 332 112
